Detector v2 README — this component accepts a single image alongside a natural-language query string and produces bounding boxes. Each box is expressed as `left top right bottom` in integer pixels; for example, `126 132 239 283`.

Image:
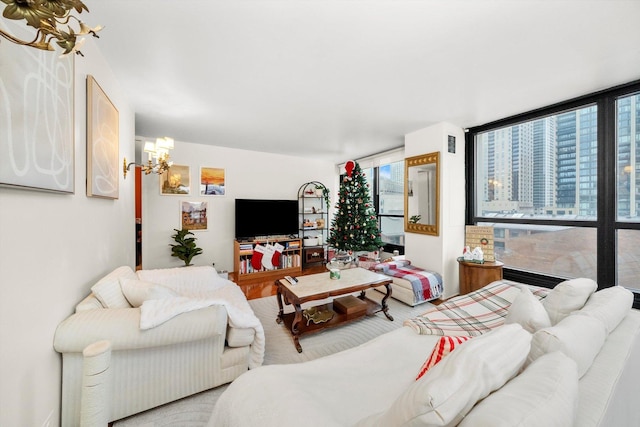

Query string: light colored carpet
114 290 433 426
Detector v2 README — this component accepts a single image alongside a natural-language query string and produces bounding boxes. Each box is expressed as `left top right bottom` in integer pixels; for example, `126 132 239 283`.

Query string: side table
458 260 504 295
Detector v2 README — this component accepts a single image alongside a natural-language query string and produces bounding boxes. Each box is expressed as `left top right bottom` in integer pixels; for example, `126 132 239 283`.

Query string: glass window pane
475 105 598 220
616 92 640 222
380 216 404 246
479 222 597 280
379 161 404 215
361 167 374 203
617 229 640 291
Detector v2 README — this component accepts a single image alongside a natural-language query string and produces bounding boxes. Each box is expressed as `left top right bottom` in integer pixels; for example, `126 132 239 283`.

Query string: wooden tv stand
233 237 302 286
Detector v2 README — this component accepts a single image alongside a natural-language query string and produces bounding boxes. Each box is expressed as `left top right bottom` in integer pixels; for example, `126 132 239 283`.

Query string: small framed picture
200 167 225 195
160 164 190 195
181 201 208 231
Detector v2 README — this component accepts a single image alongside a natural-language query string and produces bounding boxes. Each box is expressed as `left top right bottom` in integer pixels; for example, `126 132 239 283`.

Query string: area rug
114 290 433 426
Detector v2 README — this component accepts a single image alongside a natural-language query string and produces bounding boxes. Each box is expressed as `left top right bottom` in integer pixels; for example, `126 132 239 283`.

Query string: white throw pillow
90 266 137 308
542 278 597 324
528 314 606 378
460 351 579 427
505 287 551 333
572 286 633 334
355 324 531 427
119 278 179 307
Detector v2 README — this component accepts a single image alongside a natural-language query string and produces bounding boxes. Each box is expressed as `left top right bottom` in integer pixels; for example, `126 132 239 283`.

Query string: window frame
465 79 640 308
338 149 406 254
340 166 405 254
371 166 405 254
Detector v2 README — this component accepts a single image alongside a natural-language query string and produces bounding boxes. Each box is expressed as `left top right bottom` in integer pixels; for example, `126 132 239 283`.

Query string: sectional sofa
209 279 640 426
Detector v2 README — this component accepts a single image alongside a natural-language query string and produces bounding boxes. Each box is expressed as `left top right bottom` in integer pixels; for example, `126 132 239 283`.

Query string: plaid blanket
403 280 550 336
374 260 443 303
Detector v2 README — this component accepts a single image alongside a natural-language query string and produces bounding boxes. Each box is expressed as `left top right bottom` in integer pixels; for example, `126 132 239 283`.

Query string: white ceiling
88 0 640 163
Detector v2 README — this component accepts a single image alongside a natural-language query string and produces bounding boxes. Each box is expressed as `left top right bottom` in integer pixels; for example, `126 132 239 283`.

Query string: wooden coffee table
276 267 394 352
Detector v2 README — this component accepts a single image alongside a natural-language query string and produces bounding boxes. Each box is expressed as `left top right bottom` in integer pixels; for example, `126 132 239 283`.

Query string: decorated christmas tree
327 160 384 252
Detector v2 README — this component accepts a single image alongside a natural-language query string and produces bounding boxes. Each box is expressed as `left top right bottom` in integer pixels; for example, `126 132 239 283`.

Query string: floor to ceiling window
466 80 640 308
340 149 405 254
616 92 640 293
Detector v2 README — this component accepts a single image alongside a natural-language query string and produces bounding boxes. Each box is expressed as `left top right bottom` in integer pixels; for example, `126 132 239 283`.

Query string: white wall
404 122 466 299
0 40 135 426
141 141 336 272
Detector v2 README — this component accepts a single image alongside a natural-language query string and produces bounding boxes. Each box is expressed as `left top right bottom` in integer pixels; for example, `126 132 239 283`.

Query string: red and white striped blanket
374 260 443 304
403 280 550 336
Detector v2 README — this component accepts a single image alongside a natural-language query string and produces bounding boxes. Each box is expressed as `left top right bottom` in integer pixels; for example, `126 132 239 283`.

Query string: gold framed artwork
200 167 225 196
181 201 208 231
160 164 190 195
0 18 74 193
86 75 119 199
465 225 495 262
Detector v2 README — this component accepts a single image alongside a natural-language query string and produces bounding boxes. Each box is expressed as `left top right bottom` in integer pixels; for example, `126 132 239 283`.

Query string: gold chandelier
123 137 175 179
0 0 102 56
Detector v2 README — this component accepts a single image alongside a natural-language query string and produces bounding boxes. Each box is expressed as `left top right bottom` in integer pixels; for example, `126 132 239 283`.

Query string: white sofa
209 279 640 426
54 265 262 426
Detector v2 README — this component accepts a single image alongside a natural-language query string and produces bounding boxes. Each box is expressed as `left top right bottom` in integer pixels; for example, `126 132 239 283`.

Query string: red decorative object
345 160 355 177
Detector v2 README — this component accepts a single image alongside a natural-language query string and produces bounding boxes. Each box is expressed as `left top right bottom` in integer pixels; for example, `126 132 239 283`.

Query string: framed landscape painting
86 75 119 199
160 164 190 195
0 18 74 193
200 167 225 196
181 201 208 231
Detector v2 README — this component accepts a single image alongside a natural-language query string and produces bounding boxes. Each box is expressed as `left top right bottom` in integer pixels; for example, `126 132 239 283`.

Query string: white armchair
54 266 260 426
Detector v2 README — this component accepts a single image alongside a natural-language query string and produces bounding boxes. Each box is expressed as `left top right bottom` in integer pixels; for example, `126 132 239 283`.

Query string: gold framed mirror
404 151 439 236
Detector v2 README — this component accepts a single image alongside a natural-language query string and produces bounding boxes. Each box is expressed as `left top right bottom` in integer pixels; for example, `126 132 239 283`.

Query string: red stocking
252 244 266 271
272 243 284 268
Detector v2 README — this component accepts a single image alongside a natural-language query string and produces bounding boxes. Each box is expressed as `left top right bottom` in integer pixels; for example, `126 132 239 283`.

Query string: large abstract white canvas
0 19 75 193
87 75 119 199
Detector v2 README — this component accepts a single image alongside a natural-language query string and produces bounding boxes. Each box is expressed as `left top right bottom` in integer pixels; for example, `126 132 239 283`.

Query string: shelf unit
233 237 302 285
298 181 330 268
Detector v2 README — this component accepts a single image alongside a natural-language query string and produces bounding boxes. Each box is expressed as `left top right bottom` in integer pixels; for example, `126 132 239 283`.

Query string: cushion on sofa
119 278 179 307
355 324 531 427
505 286 551 333
373 259 411 273
542 278 597 324
90 266 137 308
459 351 579 427
226 325 256 347
572 286 633 334
528 314 606 378
416 335 473 380
75 293 104 312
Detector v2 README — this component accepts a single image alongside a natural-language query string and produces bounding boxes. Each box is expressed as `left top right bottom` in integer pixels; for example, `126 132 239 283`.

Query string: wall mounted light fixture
123 137 174 179
0 0 102 56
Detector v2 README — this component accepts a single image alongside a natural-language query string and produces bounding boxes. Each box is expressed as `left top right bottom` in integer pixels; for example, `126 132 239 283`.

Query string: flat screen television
235 198 299 240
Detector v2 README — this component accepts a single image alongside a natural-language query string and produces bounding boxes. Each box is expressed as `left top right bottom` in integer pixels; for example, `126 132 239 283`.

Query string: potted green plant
169 228 203 266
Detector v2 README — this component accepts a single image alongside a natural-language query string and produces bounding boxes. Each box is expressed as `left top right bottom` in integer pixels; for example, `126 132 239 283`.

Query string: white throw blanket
208 327 439 426
137 268 265 369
